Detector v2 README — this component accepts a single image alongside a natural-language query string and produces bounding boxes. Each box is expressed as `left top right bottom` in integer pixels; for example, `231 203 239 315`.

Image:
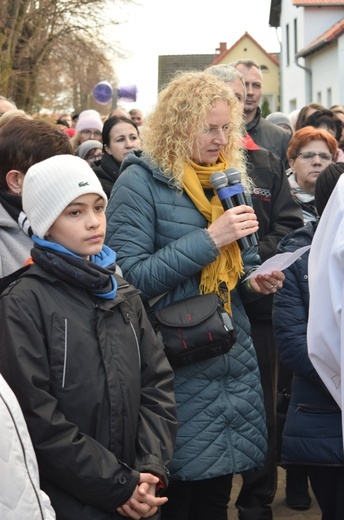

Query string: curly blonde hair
142 70 248 188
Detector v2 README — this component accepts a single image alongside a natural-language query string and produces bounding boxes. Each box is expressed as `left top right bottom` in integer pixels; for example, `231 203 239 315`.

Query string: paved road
227 467 321 519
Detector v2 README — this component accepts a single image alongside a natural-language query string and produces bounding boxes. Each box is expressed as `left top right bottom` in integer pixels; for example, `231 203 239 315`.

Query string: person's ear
6 170 25 195
288 158 295 173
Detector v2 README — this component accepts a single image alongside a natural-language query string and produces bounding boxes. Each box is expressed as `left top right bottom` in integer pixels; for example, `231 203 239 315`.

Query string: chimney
215 42 227 55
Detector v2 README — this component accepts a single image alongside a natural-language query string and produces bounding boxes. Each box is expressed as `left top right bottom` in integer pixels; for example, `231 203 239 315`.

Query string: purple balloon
93 81 113 105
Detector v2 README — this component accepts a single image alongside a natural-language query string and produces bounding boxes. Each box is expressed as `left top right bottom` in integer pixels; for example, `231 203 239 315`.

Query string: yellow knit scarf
182 153 243 314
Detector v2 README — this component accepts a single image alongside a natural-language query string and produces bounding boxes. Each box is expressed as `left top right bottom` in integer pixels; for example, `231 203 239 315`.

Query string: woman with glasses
286 126 338 223
71 109 103 151
105 70 285 520
75 140 104 166
92 116 141 198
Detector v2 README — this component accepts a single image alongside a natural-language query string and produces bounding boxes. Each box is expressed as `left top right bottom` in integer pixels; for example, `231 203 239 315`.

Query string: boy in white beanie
0 155 177 520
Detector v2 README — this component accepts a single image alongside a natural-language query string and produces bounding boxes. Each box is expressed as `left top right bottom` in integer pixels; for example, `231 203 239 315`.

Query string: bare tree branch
0 0 135 111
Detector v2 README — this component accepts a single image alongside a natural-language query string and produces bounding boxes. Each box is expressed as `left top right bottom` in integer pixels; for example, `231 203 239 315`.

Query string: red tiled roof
297 17 344 56
293 0 344 5
209 32 279 67
270 0 344 29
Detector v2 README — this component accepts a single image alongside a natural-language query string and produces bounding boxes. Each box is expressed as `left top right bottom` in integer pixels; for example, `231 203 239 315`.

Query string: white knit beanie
23 155 107 239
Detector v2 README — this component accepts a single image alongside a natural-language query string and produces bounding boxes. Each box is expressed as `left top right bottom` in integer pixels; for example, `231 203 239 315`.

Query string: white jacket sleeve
39 491 56 520
0 374 56 520
307 174 344 412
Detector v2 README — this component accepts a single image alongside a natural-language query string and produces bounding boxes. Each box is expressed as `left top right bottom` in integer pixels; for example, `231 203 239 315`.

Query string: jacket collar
0 264 140 310
121 150 175 187
245 106 261 132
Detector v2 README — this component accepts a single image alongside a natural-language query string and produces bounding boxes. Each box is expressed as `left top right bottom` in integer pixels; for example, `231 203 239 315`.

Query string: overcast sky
107 0 281 113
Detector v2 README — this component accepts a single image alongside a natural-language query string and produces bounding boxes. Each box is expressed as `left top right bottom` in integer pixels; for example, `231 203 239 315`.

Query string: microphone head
210 171 228 190
225 167 241 185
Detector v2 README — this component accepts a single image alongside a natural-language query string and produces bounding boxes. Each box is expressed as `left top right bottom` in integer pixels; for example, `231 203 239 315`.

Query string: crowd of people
0 59 344 520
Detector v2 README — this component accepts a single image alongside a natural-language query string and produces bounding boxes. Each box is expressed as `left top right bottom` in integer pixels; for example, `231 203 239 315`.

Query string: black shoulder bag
155 293 237 367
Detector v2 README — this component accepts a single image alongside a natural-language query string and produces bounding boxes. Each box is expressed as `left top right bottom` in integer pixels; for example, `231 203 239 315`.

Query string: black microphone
225 168 249 206
210 170 258 250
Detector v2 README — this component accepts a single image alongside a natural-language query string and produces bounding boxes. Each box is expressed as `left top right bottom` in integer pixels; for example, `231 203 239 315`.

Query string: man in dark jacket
230 59 291 169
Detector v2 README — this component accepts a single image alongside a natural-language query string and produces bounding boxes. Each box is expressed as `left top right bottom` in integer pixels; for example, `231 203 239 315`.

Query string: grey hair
207 64 246 99
228 59 261 71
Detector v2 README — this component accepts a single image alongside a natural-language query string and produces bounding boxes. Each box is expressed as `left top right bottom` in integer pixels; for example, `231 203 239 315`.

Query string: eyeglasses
87 153 103 163
202 124 231 138
297 151 333 162
80 129 102 138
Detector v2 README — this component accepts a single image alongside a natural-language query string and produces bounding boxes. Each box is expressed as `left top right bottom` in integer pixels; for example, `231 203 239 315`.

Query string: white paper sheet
244 245 311 280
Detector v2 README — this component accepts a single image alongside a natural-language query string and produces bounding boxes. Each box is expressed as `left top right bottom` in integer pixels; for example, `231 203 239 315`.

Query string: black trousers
161 474 233 520
307 465 344 520
235 320 278 520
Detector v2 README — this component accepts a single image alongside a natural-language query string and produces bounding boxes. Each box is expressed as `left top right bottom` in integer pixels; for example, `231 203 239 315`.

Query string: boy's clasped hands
117 473 167 519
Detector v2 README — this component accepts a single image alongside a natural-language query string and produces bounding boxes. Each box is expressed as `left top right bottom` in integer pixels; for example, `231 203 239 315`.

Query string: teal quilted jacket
106 151 267 480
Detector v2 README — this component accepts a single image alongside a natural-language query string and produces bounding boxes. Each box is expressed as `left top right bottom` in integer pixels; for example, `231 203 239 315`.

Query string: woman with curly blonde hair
106 70 283 520
142 72 248 186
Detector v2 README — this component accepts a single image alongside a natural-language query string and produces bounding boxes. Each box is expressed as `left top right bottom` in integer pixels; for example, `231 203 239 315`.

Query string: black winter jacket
92 153 121 198
243 136 303 320
246 107 291 169
0 265 177 520
246 146 303 263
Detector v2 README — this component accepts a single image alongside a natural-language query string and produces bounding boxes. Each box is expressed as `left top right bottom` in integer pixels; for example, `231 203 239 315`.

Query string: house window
327 88 332 107
293 18 298 54
286 24 290 67
289 99 297 112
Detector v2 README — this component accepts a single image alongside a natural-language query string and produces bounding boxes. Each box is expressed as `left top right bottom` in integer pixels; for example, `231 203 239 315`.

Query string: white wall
279 0 306 111
278 1 344 112
303 8 344 46
306 46 339 107
338 34 344 106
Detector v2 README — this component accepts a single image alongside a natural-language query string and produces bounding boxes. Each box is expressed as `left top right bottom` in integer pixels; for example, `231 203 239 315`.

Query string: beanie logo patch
78 181 89 187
